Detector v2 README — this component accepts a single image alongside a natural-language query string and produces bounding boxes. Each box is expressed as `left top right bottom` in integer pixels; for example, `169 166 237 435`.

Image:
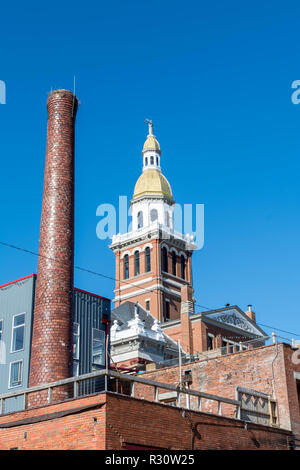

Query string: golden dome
143 135 161 153
133 169 173 201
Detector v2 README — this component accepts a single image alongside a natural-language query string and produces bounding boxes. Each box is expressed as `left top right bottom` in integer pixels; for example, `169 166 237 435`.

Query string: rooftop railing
155 335 271 369
110 222 196 247
0 368 240 418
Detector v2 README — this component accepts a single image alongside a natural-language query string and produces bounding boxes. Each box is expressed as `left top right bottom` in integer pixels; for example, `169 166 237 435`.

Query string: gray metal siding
0 280 111 412
73 290 110 395
0 276 35 412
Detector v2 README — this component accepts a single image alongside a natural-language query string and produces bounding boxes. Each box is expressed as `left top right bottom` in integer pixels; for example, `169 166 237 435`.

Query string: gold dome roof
133 169 173 201
143 135 161 153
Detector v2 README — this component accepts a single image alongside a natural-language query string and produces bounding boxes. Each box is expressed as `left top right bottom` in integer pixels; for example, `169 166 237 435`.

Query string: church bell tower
110 120 197 323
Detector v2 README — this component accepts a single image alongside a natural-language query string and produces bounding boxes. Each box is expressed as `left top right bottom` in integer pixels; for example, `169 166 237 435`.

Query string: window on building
146 300 150 311
162 247 168 272
150 208 158 222
145 247 151 272
124 254 129 279
172 251 177 276
165 301 170 321
180 255 185 280
11 313 25 352
238 387 277 426
134 250 140 276
145 157 148 166
207 334 214 350
137 211 143 229
0 319 3 341
156 156 159 166
150 156 154 165
73 323 80 360
9 360 23 387
92 328 105 366
73 361 79 377
165 212 170 227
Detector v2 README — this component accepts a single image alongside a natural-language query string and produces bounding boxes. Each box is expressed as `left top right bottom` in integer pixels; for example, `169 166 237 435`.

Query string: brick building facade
0 392 294 450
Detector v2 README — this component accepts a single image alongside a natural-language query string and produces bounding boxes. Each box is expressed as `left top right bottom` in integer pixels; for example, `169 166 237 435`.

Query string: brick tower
110 121 197 322
29 90 78 391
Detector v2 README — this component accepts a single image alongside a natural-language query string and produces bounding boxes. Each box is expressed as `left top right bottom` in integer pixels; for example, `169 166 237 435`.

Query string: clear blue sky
0 0 300 340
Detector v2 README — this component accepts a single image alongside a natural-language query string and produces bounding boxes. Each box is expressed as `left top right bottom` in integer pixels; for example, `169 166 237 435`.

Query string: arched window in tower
124 254 129 279
165 212 170 227
145 247 151 272
156 156 158 166
134 250 140 276
137 211 143 229
172 251 177 276
150 208 158 223
145 157 148 166
180 254 185 280
150 156 154 165
162 247 168 272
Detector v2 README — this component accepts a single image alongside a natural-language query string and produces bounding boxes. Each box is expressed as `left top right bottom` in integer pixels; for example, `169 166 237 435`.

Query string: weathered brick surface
113 239 192 322
29 90 78 398
105 393 292 450
138 343 300 437
0 394 106 450
0 393 293 450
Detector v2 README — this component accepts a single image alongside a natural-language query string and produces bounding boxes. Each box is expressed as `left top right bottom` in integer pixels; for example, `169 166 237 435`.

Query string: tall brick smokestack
29 90 78 392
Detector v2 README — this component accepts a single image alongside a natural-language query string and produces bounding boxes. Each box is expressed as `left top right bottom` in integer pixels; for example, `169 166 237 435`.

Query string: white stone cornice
113 282 182 302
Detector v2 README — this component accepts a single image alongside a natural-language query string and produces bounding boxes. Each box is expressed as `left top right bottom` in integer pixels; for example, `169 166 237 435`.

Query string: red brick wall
0 393 292 450
139 343 300 436
106 393 292 450
0 394 106 450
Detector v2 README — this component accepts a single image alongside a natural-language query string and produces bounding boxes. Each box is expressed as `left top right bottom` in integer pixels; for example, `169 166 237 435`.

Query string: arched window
162 247 168 272
150 208 158 222
124 254 129 279
134 251 140 276
156 156 159 166
137 211 143 229
165 300 170 321
165 212 170 227
180 254 185 279
145 247 151 272
145 157 148 166
172 251 177 276
150 156 154 165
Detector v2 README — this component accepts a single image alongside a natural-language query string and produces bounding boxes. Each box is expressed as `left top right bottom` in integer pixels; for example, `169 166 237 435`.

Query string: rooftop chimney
29 90 78 398
245 304 256 323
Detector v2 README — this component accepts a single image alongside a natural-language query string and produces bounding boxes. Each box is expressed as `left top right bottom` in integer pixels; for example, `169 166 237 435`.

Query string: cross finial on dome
145 118 153 136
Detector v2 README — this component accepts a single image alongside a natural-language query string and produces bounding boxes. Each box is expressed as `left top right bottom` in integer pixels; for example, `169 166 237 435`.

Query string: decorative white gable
206 309 263 336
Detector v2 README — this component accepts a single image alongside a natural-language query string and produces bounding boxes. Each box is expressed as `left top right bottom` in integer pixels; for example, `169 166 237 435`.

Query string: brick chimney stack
29 90 78 391
245 304 256 323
